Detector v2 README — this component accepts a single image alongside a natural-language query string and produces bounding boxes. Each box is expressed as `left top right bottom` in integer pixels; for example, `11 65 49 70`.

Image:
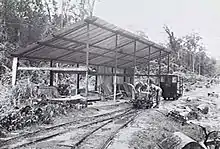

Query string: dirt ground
3 100 131 139
2 83 220 149
108 84 220 149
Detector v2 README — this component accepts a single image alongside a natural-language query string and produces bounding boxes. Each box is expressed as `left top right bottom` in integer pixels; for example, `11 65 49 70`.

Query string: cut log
158 132 205 149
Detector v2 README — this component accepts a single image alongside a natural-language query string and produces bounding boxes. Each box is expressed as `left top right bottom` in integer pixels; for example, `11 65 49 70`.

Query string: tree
163 25 216 76
163 25 183 70
182 33 202 72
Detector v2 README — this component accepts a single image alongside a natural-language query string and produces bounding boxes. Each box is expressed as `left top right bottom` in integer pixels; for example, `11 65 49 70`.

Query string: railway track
98 111 140 149
65 110 140 149
0 107 132 149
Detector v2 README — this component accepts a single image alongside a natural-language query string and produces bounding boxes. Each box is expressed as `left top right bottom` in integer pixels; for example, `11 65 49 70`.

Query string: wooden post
112 67 114 92
148 47 151 76
95 66 98 91
123 69 126 82
167 53 170 74
12 57 18 87
158 50 162 85
49 60 53 86
76 63 80 94
55 63 59 85
85 23 90 97
147 46 151 85
132 41 137 100
113 35 118 101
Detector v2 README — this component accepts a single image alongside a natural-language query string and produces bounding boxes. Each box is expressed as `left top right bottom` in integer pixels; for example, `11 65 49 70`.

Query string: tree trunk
198 55 201 75
192 53 195 73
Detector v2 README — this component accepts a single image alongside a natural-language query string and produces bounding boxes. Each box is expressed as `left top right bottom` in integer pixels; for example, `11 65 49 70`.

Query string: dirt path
108 84 220 149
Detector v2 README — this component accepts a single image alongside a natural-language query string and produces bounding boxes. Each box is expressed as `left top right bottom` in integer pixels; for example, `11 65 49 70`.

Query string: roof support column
95 66 98 91
76 63 80 94
123 69 126 82
167 53 170 74
55 63 59 86
85 23 90 99
112 67 114 92
132 41 137 100
49 60 53 86
148 47 151 76
158 50 162 85
12 57 18 87
113 34 118 101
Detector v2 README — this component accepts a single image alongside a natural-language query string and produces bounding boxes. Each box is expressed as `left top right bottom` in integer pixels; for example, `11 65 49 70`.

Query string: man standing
149 79 162 108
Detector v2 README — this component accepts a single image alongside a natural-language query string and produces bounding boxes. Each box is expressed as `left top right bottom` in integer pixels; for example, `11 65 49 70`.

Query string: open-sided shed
10 16 172 100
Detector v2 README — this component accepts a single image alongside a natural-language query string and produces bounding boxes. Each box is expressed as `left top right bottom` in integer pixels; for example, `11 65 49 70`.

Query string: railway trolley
160 74 183 100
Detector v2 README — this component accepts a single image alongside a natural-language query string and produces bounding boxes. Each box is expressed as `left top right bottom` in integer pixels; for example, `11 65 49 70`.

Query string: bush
9 79 38 106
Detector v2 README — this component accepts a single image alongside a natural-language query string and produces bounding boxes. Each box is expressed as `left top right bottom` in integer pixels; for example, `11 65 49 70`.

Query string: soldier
149 79 162 108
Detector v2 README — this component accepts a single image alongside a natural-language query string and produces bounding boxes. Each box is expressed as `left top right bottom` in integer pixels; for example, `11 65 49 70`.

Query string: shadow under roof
11 16 172 69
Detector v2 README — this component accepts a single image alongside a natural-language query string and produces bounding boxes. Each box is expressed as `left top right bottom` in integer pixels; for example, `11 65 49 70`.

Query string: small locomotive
160 75 183 100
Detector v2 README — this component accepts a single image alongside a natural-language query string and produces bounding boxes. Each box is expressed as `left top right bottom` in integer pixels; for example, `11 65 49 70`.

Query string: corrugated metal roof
11 16 172 69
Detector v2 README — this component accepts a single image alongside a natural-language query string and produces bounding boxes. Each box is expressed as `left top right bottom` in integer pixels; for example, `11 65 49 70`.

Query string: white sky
93 0 220 59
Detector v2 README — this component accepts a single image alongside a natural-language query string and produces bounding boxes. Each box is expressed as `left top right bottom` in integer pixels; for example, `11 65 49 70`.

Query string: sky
93 0 220 59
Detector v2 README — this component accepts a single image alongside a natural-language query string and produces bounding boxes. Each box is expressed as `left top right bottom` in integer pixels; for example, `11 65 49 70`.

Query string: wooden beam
76 64 80 94
85 23 90 97
135 74 165 77
12 57 18 86
25 41 82 57
158 50 161 75
18 22 87 57
38 42 131 64
89 40 134 62
89 72 133 77
100 43 148 66
54 33 116 60
132 41 137 100
95 66 98 91
117 47 159 67
87 41 134 63
112 67 114 92
53 34 145 63
123 69 126 82
53 21 88 39
18 55 126 70
53 35 114 52
54 45 86 60
113 35 118 101
158 50 162 85
17 67 87 72
49 60 53 86
85 19 171 54
148 47 151 76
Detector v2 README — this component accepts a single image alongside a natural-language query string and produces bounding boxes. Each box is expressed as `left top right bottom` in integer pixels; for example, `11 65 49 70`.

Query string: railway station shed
10 16 172 100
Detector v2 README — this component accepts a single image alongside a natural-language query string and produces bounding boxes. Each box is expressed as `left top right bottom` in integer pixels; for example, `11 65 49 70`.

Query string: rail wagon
160 75 183 100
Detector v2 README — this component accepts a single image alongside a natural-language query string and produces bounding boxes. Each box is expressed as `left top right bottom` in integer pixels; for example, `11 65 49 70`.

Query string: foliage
0 0 99 109
163 25 216 76
0 102 79 131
